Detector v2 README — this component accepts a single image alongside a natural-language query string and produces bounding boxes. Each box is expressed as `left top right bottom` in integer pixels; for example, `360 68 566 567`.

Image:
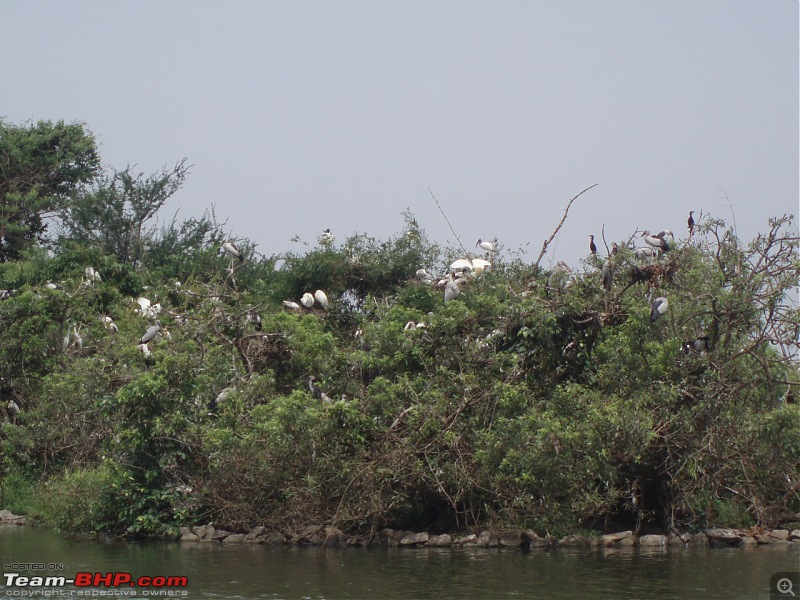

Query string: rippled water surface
2 524 798 599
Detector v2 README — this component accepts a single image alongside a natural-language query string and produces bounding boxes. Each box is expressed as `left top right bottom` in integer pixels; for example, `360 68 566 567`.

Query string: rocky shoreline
179 522 800 550
2 510 797 549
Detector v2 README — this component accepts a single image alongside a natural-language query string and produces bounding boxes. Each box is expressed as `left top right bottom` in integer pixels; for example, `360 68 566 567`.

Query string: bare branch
535 184 598 269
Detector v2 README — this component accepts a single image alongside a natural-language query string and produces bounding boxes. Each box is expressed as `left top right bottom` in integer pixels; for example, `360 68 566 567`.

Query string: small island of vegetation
0 119 798 541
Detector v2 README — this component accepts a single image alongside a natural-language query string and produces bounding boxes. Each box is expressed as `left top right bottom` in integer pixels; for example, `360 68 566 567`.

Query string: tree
0 120 100 261
59 160 190 266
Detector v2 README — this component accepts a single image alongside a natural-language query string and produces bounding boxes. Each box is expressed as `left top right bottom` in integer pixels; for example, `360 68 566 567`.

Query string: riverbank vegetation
1 119 798 538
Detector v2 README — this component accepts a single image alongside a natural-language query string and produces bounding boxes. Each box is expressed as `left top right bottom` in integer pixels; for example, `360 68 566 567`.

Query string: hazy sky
4 1 798 269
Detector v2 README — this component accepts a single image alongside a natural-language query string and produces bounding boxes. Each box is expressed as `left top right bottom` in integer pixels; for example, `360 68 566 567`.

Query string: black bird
589 235 597 255
688 211 695 234
248 310 262 331
682 336 711 354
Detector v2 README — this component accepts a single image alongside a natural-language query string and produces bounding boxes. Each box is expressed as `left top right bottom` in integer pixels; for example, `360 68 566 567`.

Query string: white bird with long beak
476 239 498 253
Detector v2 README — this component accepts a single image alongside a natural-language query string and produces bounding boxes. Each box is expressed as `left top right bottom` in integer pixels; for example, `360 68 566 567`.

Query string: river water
1 524 798 599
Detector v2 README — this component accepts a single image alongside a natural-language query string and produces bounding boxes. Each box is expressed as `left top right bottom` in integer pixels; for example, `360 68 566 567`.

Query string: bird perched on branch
6 399 20 424
688 211 695 234
444 275 460 303
650 297 669 322
208 387 234 411
220 240 244 262
589 235 597 255
307 376 333 404
642 230 670 253
635 246 659 261
682 336 710 354
139 321 165 345
476 239 498 254
601 258 614 292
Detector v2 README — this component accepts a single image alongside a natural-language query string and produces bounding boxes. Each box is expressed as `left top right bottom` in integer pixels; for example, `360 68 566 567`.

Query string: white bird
635 246 660 261
137 342 152 358
247 310 262 331
601 259 614 292
471 258 492 276
650 297 669 322
100 316 118 333
84 266 101 284
318 228 335 245
642 230 670 252
283 300 301 311
448 259 474 274
404 321 417 330
476 239 498 253
314 290 329 309
45 281 61 290
444 276 460 303
656 229 674 240
416 268 434 283
7 399 20 422
220 240 244 262
300 293 315 308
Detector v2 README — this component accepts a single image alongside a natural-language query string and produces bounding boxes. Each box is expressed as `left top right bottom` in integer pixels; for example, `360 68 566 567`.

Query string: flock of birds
2 212 704 419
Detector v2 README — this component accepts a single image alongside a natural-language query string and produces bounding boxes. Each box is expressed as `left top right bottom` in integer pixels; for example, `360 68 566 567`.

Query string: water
2 524 798 599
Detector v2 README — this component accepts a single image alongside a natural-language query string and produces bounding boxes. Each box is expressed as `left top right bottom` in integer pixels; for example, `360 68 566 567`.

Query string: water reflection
1 525 798 599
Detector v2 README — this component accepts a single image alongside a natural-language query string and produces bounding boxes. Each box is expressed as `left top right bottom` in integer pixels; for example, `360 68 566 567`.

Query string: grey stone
476 531 500 547
667 534 685 547
250 526 266 536
179 526 193 537
180 532 200 542
210 529 231 541
346 535 367 546
400 532 430 546
193 524 211 539
602 530 632 546
499 531 525 547
263 533 286 545
426 534 453 547
618 536 636 547
706 528 741 546
789 529 800 541
453 534 477 546
559 534 589 547
223 534 246 543
639 534 666 547
688 533 709 548
740 536 758 546
769 529 790 541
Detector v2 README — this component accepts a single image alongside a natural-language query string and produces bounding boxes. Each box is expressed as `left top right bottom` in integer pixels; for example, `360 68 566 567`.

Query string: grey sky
5 1 798 269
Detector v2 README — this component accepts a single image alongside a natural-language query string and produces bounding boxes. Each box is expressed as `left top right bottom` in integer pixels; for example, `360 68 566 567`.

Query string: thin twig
535 184 598 269
429 188 468 255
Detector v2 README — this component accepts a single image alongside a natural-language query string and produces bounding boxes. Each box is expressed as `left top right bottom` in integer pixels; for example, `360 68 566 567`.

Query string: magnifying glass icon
778 578 796 596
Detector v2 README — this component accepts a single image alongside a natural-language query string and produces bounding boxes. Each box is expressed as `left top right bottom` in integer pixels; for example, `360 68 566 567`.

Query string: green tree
0 120 100 261
59 160 189 266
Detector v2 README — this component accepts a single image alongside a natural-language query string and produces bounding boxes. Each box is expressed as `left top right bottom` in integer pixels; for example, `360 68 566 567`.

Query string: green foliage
0 120 100 261
1 120 798 537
